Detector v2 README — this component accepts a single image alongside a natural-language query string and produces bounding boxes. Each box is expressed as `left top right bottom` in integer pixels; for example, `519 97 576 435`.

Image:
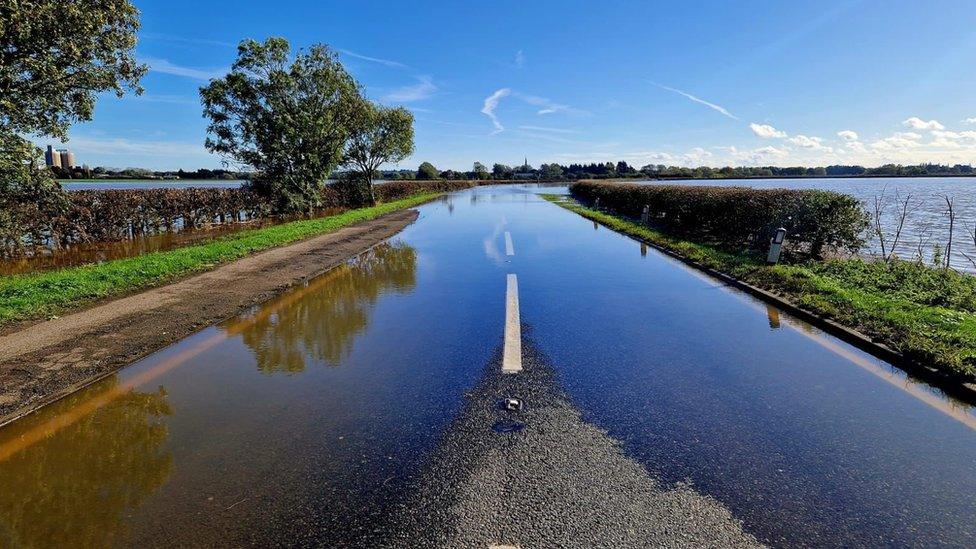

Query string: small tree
492 163 513 179
0 134 68 255
416 162 440 180
473 162 490 180
201 38 363 214
343 102 414 205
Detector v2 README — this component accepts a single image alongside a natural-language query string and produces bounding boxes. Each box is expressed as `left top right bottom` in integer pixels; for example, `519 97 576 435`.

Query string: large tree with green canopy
200 38 364 214
0 0 146 251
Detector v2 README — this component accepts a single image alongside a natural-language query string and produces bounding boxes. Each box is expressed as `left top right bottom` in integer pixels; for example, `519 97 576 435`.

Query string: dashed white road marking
502 274 522 373
504 231 515 256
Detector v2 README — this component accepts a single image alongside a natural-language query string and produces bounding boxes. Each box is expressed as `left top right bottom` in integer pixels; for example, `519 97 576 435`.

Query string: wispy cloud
383 76 437 102
50 135 211 157
141 56 227 81
966 117 976 125
517 125 578 134
131 94 199 106
515 92 590 116
653 83 738 120
514 50 525 69
480 89 588 134
338 48 410 70
140 32 236 48
482 88 511 133
837 130 859 141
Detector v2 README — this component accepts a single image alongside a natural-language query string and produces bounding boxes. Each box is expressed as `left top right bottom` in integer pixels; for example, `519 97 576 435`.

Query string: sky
37 0 976 171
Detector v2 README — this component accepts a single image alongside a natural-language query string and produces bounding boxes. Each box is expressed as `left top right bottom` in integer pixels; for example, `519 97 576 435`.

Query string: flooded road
1 185 974 547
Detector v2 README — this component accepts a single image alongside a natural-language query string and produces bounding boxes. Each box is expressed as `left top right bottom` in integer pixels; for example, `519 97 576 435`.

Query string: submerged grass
542 194 976 382
0 193 441 326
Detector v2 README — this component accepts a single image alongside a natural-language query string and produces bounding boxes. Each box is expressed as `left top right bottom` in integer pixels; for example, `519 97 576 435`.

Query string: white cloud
338 49 409 69
788 134 829 150
514 50 525 69
837 130 859 141
654 83 738 120
481 88 511 133
966 117 976 125
750 123 787 138
382 76 437 102
870 133 923 151
752 145 789 158
931 129 976 140
683 147 713 163
141 57 227 81
902 116 945 131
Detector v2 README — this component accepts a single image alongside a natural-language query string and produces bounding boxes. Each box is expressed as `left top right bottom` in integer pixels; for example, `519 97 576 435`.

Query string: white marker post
767 227 787 264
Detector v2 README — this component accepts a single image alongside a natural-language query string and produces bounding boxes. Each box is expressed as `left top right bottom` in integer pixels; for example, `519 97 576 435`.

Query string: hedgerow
2 181 474 257
570 181 869 258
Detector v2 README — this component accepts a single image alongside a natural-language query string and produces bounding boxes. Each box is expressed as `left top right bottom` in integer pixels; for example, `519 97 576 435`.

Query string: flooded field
637 176 976 271
0 185 973 547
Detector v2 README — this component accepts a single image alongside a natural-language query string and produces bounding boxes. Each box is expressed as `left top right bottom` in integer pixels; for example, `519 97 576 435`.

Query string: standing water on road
0 185 974 547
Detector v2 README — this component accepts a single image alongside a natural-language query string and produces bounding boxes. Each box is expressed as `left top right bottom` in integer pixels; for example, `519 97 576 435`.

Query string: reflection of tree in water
0 378 172 548
237 242 417 373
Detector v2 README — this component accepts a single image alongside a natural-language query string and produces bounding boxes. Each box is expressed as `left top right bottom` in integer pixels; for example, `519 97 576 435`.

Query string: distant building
45 145 61 168
59 149 76 169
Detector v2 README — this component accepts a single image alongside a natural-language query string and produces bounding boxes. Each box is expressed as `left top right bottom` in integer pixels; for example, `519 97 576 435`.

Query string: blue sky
39 0 976 170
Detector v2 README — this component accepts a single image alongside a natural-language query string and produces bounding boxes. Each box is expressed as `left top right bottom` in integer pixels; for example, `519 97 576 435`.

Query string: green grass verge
0 193 441 326
542 194 976 381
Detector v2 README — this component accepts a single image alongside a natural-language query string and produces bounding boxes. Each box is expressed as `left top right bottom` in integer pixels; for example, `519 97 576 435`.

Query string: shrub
570 181 868 257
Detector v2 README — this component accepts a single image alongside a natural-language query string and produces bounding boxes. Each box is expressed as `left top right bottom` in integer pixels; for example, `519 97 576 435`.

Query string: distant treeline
52 166 250 180
352 161 976 181
54 161 976 183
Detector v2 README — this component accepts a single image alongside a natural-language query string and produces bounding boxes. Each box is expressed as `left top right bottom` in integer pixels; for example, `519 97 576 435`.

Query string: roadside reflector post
594 197 600 210
767 227 787 264
641 205 649 224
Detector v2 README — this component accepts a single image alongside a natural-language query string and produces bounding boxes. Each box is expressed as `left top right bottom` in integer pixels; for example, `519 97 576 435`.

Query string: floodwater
60 179 246 190
636 176 976 271
0 210 342 276
0 185 974 547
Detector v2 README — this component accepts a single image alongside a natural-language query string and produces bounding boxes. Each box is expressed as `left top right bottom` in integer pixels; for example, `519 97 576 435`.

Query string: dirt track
0 208 420 427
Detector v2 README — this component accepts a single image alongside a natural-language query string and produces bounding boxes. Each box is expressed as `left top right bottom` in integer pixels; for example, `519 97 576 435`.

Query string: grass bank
0 193 441 327
542 194 976 383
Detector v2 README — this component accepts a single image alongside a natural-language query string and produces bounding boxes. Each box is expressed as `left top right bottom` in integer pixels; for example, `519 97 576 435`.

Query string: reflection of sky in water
0 185 973 547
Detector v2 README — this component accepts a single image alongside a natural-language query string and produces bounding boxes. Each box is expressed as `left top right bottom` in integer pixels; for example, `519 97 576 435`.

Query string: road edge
544 195 976 403
0 204 432 429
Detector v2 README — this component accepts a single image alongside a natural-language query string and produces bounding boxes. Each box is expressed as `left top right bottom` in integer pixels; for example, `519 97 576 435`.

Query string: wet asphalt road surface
3 186 976 548
381 336 762 548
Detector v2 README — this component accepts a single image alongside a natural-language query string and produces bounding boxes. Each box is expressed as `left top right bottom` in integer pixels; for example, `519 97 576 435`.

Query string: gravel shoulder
381 336 764 548
0 208 420 427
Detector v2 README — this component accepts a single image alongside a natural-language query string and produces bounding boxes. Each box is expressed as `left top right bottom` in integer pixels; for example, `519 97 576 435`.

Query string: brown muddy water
0 209 343 276
0 185 974 547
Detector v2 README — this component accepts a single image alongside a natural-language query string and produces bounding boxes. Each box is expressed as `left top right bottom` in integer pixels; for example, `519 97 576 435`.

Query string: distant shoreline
55 172 976 188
